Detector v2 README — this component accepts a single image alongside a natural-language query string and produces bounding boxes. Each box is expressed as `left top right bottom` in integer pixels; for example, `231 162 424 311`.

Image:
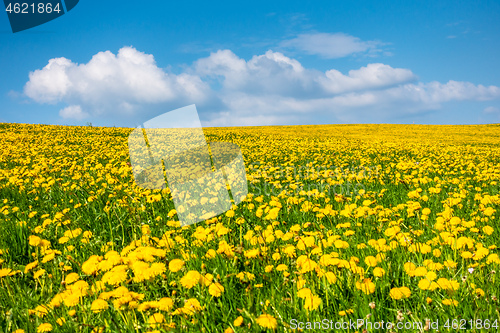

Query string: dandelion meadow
1 122 500 332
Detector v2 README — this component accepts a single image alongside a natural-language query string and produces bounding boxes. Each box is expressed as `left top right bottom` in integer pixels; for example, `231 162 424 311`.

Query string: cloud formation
24 46 210 121
193 50 500 125
23 45 500 126
484 106 500 114
280 33 385 58
320 63 417 94
59 105 89 120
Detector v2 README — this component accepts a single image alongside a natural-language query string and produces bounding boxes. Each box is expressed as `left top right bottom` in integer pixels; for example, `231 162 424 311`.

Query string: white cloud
25 57 73 103
195 50 415 98
23 46 500 126
59 105 89 120
24 46 211 120
280 33 385 58
320 63 417 94
196 51 500 124
195 50 316 97
484 106 500 113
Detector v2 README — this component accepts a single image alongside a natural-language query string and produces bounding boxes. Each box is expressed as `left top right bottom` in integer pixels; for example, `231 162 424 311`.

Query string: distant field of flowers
1 122 500 333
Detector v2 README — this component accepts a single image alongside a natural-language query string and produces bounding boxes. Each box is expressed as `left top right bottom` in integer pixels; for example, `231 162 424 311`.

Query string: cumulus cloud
280 33 385 58
484 106 500 114
24 46 211 122
320 63 418 94
194 50 318 98
25 57 73 103
59 105 89 120
194 50 415 98
23 45 500 126
193 49 500 125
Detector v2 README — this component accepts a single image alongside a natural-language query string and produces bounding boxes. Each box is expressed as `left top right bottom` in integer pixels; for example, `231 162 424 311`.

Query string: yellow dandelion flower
141 225 151 235
373 267 385 277
413 266 427 276
473 247 490 260
256 314 277 329
148 313 165 327
29 235 43 247
442 299 459 306
200 273 214 287
276 264 288 271
205 249 217 259
482 226 494 235
34 305 49 318
180 270 201 289
364 256 378 267
444 260 457 268
58 236 70 244
389 287 411 300
24 260 38 273
474 288 485 297
157 297 174 311
486 253 500 264
403 262 416 276
168 259 185 272
461 251 473 259
91 299 109 313
334 240 349 249
304 294 322 310
65 273 80 285
63 293 81 307
102 265 128 286
37 323 53 333
296 256 318 274
208 282 225 297
236 271 255 282
183 298 203 314
244 248 260 258
81 255 102 275
339 309 354 316
34 269 46 279
149 262 166 276
426 271 437 281
297 288 312 299
42 252 56 263
0 268 12 278
70 280 89 296
234 316 244 326
418 278 430 290
324 271 337 283
355 278 376 295
484 207 495 217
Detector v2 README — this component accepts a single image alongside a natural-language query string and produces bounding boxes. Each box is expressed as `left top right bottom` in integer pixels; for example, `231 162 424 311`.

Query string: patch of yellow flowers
0 123 500 332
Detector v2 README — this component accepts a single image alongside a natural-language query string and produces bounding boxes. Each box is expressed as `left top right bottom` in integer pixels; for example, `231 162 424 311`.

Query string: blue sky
1 0 500 127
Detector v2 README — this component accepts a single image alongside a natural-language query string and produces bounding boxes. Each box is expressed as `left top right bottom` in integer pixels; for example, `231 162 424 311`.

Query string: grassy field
1 122 500 332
